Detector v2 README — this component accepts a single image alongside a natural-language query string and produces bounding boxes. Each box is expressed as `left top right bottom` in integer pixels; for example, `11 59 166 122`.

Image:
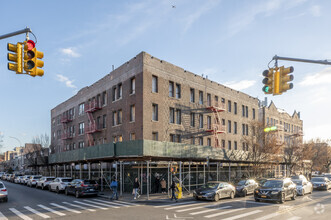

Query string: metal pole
0 28 31 40
64 165 66 177
88 163 91 179
217 162 219 181
196 164 198 188
101 162 104 191
119 161 122 196
147 161 150 200
140 162 143 195
179 161 182 188
189 162 191 192
273 55 331 65
79 164 82 179
229 163 231 182
70 164 73 178
203 163 206 185
168 162 170 197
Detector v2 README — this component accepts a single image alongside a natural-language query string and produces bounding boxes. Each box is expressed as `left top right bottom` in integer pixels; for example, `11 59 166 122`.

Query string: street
1 181 330 220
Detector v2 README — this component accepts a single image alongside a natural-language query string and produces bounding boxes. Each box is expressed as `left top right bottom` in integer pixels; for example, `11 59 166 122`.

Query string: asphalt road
1 181 330 220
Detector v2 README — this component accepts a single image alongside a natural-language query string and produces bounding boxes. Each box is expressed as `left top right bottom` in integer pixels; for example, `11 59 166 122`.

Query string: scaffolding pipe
70 164 73 177
79 164 82 179
203 163 206 185
229 163 231 182
168 162 170 197
179 161 182 188
188 162 191 192
217 162 219 181
64 165 66 177
147 161 150 200
140 162 143 195
120 161 123 196
101 162 104 191
88 163 91 179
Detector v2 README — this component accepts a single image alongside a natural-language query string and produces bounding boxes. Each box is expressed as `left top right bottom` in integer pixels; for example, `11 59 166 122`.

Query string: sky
0 0 330 152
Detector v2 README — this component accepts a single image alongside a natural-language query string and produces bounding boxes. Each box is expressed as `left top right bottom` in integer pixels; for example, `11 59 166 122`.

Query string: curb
97 194 193 204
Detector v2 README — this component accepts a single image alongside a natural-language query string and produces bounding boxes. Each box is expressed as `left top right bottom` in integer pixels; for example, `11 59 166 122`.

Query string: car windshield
33 177 41 179
84 180 97 184
237 180 246 186
311 177 325 182
262 180 283 188
47 178 55 181
62 179 73 182
0 183 4 188
292 180 302 185
203 183 219 189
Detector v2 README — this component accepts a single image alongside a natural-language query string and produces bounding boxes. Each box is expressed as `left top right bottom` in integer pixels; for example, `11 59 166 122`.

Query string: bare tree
283 135 303 176
25 134 50 173
303 139 331 174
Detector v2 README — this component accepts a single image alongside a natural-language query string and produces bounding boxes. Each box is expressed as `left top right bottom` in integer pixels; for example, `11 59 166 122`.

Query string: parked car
193 181 236 201
0 181 8 202
14 176 24 184
21 175 32 185
65 179 99 198
235 179 258 197
254 178 297 203
36 177 55 190
291 175 308 182
292 179 313 195
0 172 5 179
311 177 331 190
49 177 73 193
27 175 42 187
5 174 12 181
323 174 331 181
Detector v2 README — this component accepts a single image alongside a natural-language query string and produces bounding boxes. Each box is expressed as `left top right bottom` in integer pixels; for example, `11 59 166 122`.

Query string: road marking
176 204 218 212
62 202 96 212
50 203 81 214
83 199 120 208
222 210 263 220
92 199 131 207
204 208 246 218
189 206 232 215
234 200 273 206
165 202 207 210
287 217 302 220
110 200 140 206
154 201 197 208
9 208 33 220
0 211 8 220
37 204 66 216
73 201 108 210
24 206 50 219
255 212 279 220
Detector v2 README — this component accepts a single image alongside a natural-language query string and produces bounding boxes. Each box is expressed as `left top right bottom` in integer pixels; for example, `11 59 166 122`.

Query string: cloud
55 74 77 89
60 47 81 58
310 5 321 17
224 80 256 91
299 67 331 86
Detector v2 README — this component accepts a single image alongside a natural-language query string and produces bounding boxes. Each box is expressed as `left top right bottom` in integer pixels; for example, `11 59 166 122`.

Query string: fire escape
61 112 73 141
206 102 226 147
85 99 101 146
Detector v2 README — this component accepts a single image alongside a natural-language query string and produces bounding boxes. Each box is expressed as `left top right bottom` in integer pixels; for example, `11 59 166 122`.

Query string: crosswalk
0 199 138 220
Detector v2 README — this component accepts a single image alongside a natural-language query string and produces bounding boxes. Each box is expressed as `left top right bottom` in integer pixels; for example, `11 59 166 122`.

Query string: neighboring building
4 151 16 161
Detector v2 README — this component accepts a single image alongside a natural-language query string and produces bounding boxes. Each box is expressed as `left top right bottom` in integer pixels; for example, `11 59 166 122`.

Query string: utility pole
0 27 31 40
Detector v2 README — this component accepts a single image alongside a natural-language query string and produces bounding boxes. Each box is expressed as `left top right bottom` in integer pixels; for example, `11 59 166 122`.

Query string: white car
49 177 73 193
22 175 32 185
36 177 55 190
14 176 24 184
292 179 313 195
0 181 8 202
27 175 42 187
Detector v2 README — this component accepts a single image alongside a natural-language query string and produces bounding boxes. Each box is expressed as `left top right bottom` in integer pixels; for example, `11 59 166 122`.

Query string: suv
0 181 8 202
254 178 297 203
27 176 42 187
235 179 258 197
311 177 331 190
65 179 99 198
49 177 73 193
36 177 56 190
22 175 32 185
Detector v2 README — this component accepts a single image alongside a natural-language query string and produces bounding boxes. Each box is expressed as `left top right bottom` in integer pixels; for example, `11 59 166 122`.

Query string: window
199 114 203 128
215 96 219 107
130 133 136 140
102 91 107 106
78 141 84 148
152 132 158 141
190 112 195 127
152 75 158 93
242 124 245 135
118 135 123 142
246 124 248 135
79 123 84 135
117 109 122 124
130 105 135 122
207 93 211 106
228 100 231 112
199 91 203 104
170 134 175 142
222 140 225 148
242 105 245 117
175 135 181 143
234 141 237 150
190 88 195 103
207 116 211 129
112 111 117 126
97 116 101 129
130 77 136 94
169 81 174 97
253 108 256 120
246 106 248 118
228 120 231 133
169 108 175 123
228 141 231 150
234 122 237 134
176 109 181 124
191 137 195 145
79 103 84 115
112 87 117 101
175 83 181 99
234 102 237 114
152 104 158 121
73 143 76 150
102 115 107 128
207 138 211 146
199 137 203 146
242 142 246 151
222 119 225 126
118 83 122 99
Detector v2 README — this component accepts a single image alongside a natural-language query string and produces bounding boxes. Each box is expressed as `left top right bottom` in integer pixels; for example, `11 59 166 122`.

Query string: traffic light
7 42 23 74
262 68 274 94
279 66 294 94
23 40 44 77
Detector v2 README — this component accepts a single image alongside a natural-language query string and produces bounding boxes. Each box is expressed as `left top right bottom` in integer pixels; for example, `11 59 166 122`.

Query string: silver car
27 176 42 187
0 181 8 202
36 177 55 190
292 179 313 195
48 177 73 193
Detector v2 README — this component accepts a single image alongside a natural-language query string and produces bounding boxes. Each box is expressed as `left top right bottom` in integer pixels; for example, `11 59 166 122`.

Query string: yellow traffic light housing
262 68 274 94
273 67 281 95
279 66 294 94
23 40 44 77
7 42 23 74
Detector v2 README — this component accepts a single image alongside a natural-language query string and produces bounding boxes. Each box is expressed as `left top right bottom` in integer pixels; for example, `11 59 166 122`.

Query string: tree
303 139 331 174
25 134 50 174
283 135 304 176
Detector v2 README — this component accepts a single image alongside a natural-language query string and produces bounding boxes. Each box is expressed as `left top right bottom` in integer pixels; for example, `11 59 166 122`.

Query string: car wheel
49 186 52 191
75 190 80 198
41 185 44 190
4 197 8 202
242 190 247 197
279 193 285 203
291 191 296 200
302 189 305 196
195 196 199 200
56 187 60 194
255 198 260 202
214 193 219 202
65 189 69 196
230 191 234 199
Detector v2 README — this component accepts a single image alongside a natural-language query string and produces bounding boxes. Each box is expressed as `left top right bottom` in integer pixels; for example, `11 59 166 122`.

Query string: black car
311 177 331 190
193 181 236 202
65 179 99 198
254 178 296 203
235 179 258 197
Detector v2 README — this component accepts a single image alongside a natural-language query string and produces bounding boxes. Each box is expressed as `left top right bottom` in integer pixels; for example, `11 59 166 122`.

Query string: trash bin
175 183 182 199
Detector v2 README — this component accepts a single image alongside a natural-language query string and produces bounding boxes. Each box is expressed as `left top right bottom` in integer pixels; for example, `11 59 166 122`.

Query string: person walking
160 178 167 194
169 181 178 202
110 178 118 200
133 177 140 200
154 176 160 193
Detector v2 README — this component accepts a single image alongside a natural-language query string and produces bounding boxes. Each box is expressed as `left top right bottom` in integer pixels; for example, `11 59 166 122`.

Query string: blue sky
0 0 330 152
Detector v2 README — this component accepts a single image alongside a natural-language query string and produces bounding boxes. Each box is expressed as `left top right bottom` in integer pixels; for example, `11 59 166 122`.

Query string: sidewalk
98 190 193 204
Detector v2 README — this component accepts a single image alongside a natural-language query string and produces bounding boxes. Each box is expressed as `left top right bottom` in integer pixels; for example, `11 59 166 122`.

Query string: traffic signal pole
273 55 331 66
0 27 31 40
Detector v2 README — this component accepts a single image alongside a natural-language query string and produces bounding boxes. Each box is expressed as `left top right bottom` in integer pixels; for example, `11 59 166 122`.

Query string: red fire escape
61 113 73 141
206 102 226 147
85 99 101 146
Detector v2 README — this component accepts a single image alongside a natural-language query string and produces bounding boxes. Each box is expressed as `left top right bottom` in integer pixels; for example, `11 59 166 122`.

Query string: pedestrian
133 177 140 200
160 178 167 194
110 178 118 200
169 181 178 202
154 176 160 193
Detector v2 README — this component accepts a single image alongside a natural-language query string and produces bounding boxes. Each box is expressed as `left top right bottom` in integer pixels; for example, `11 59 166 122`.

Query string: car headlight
255 190 259 193
205 192 215 196
321 184 324 186
271 191 279 195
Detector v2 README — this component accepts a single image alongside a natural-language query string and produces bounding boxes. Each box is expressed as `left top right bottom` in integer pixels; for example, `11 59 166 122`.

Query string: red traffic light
26 40 35 50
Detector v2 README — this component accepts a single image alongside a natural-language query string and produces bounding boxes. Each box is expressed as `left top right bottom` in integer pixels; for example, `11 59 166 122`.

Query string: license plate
198 196 202 199
261 195 267 198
